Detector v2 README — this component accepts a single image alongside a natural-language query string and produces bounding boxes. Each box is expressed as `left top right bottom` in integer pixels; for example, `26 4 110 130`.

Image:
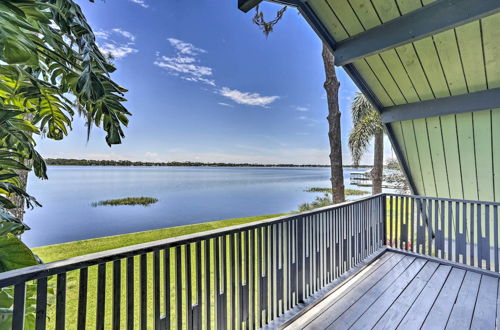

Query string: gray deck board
286 250 500 330
303 255 413 329
285 251 397 329
372 261 439 330
327 258 427 329
421 267 466 329
350 259 431 330
470 275 498 329
446 271 482 330
396 265 452 330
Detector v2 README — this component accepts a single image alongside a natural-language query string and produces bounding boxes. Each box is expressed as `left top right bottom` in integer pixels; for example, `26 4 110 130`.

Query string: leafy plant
298 193 333 212
0 0 131 328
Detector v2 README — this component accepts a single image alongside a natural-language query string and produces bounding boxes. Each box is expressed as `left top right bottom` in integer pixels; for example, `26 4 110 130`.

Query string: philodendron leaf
0 234 38 272
0 307 12 330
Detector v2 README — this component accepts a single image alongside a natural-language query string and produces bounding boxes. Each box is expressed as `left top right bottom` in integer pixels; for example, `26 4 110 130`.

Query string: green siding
492 109 500 200
412 118 437 196
441 115 464 198
426 117 450 197
455 112 478 200
304 0 500 201
473 110 494 201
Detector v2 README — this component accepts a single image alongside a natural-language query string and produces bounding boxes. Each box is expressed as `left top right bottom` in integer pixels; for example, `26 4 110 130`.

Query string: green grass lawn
32 213 283 329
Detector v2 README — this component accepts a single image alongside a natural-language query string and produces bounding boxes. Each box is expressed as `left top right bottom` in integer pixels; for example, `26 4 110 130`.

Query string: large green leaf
0 234 38 272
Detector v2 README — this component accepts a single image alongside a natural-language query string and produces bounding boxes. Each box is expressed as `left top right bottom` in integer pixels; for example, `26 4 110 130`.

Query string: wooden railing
0 195 385 330
385 194 500 272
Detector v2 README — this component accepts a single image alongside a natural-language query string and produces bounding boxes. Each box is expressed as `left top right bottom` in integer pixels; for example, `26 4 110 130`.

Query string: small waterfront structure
2 0 500 329
350 170 372 186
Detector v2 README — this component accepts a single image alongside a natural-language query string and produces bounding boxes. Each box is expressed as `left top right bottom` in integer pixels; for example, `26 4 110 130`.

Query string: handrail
0 193 384 287
385 192 500 206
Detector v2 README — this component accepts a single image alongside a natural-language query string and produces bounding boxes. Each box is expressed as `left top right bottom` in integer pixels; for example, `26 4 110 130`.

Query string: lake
23 166 378 247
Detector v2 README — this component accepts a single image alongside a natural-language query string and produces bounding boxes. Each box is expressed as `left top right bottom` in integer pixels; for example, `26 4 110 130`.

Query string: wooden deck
285 251 500 330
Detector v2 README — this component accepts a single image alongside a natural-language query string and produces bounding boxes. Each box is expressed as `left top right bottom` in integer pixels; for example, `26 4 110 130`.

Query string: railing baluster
194 241 202 329
186 243 193 329
255 229 261 328
13 283 25 330
77 267 88 330
277 222 284 316
260 227 267 327
126 257 134 330
456 202 462 263
215 236 224 330
204 240 211 329
35 277 48 330
96 263 106 330
485 205 491 270
140 253 148 330
248 229 254 328
240 231 248 327
175 246 182 330
287 221 294 309
495 205 499 273
113 260 121 330
55 273 66 330
447 201 452 261
470 203 475 267
477 204 483 268
297 217 304 304
164 248 171 330
153 251 160 330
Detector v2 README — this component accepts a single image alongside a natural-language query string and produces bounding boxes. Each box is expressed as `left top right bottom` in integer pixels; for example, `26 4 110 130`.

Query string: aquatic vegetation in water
91 197 159 207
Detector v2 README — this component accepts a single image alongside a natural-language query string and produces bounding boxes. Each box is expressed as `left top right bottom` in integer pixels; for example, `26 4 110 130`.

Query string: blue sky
36 0 392 164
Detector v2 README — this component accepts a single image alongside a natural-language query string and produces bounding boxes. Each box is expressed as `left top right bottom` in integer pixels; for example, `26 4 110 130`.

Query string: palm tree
349 93 384 194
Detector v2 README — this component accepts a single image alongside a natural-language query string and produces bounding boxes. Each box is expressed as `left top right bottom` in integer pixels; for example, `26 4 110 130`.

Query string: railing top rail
385 193 500 206
0 193 384 287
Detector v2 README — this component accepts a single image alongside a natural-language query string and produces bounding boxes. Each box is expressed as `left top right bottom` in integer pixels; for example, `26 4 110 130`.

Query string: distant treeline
45 158 373 168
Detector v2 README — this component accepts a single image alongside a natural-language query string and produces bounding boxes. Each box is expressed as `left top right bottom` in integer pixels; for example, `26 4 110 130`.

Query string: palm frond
348 93 384 166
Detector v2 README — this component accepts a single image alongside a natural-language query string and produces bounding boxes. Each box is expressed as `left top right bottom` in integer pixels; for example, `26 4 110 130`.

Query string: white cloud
129 0 149 8
94 31 109 40
112 28 135 42
99 43 138 59
294 106 309 112
155 38 215 86
218 87 279 107
95 29 138 60
218 102 234 107
167 38 206 56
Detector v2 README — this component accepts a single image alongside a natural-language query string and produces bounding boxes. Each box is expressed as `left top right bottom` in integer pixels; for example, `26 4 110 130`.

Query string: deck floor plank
303 255 413 329
396 264 452 330
372 261 439 330
286 251 500 330
470 275 498 329
286 251 398 329
350 260 435 330
445 271 482 330
327 257 427 329
421 267 466 329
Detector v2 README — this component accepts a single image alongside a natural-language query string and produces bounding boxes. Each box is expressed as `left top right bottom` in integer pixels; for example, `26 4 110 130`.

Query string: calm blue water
22 166 374 247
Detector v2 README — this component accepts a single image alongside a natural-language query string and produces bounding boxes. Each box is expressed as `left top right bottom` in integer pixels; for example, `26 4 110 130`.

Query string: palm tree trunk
322 43 345 204
9 113 34 220
372 130 383 194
